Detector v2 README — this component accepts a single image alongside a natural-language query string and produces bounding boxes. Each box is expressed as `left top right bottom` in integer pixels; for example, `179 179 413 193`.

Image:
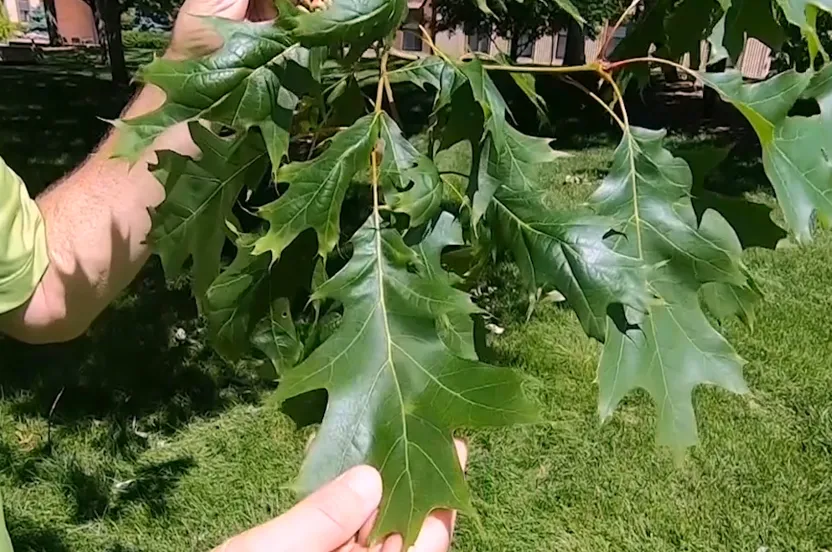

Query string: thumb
178 0 250 20
215 466 383 552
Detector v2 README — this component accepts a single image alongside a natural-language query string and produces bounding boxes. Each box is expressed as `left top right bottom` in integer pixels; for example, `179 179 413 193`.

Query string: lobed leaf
149 122 268 307
378 113 443 227
253 113 380 260
774 0 832 61
251 294 302 377
114 19 320 168
279 0 407 61
204 231 271 360
482 124 651 341
592 127 751 451
699 69 832 243
275 216 538 546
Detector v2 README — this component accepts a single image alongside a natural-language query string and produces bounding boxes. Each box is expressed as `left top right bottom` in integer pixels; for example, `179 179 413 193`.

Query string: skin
216 441 468 552
0 0 466 550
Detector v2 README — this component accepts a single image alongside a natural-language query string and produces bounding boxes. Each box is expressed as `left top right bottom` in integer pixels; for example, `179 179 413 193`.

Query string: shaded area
0 48 152 192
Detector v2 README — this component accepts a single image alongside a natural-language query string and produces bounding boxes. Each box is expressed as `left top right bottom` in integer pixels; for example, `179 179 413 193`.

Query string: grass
1 50 831 552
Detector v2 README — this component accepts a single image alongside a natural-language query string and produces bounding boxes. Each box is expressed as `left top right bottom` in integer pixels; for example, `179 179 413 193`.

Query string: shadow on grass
0 259 267 437
0 48 153 193
4 515 71 552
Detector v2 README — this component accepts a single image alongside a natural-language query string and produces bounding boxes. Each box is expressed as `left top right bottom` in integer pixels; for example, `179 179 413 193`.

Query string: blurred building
3 0 97 45
393 0 772 79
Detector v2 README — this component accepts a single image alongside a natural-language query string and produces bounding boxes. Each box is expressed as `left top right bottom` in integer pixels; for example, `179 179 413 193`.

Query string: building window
516 33 534 58
605 25 628 56
466 23 490 53
554 28 568 60
16 0 30 21
402 9 423 52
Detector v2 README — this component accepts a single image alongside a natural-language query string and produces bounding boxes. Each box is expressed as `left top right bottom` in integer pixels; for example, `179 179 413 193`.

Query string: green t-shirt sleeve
0 155 49 315
0 492 12 552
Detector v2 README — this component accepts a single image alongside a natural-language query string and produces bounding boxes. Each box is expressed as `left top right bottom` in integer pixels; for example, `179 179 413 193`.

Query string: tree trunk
84 0 108 64
42 0 60 45
563 19 585 66
97 0 128 86
509 33 520 61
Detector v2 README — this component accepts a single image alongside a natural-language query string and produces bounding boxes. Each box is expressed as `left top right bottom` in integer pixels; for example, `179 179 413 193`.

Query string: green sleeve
0 493 11 552
0 155 49 315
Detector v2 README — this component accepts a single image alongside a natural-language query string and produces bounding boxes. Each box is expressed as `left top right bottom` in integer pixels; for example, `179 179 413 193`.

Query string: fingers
215 465 383 552
361 440 469 552
246 0 277 22
179 0 250 21
410 440 469 552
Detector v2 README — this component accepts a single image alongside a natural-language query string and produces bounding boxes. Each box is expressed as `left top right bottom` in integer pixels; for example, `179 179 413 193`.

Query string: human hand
166 0 277 60
214 441 468 552
166 0 328 60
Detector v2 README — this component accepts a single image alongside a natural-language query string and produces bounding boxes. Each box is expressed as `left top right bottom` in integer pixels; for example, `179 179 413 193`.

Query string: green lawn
1 52 831 551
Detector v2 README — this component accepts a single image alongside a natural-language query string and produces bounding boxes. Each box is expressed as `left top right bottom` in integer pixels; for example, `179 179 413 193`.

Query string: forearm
0 86 196 343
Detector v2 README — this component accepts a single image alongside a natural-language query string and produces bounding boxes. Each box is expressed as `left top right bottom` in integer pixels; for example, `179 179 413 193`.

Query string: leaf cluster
112 0 832 545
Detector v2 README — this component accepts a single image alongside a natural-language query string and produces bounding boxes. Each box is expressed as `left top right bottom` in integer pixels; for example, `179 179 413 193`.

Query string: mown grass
1 52 831 551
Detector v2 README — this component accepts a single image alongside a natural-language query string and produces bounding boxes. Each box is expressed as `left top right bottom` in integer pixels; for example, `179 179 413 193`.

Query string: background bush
122 30 170 50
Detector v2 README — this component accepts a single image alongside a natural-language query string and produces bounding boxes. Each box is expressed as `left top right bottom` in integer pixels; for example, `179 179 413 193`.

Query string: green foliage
121 30 170 50
276 215 537 545
112 0 832 543
435 0 622 52
0 3 17 43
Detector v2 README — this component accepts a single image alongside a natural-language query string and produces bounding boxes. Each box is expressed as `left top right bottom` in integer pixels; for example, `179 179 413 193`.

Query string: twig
383 76 403 126
484 63 599 74
439 170 471 179
389 47 419 61
604 55 699 81
598 0 642 61
562 76 625 131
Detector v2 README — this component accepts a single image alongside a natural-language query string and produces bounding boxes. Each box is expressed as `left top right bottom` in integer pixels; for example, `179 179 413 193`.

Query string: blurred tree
433 0 627 62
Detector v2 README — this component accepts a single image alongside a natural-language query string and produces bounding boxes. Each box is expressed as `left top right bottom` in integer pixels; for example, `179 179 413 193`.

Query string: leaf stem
371 49 389 231
439 170 470 179
562 76 625 131
374 51 389 110
484 63 599 74
605 56 699 81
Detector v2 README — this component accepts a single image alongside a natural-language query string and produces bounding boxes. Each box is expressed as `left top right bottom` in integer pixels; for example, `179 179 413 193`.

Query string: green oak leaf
678 146 787 250
480 125 651 341
378 113 442 227
114 19 319 168
149 123 268 307
275 217 538 546
610 0 672 87
721 0 785 62
280 0 407 61
774 0 832 61
253 113 380 260
204 231 271 360
252 293 302 377
592 127 750 450
700 271 761 329
664 0 723 67
492 53 548 123
699 69 832 243
476 0 584 24
458 58 510 148
414 212 478 360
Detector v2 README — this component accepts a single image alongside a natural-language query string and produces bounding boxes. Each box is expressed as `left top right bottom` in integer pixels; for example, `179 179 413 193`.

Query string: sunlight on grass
0 56 830 551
